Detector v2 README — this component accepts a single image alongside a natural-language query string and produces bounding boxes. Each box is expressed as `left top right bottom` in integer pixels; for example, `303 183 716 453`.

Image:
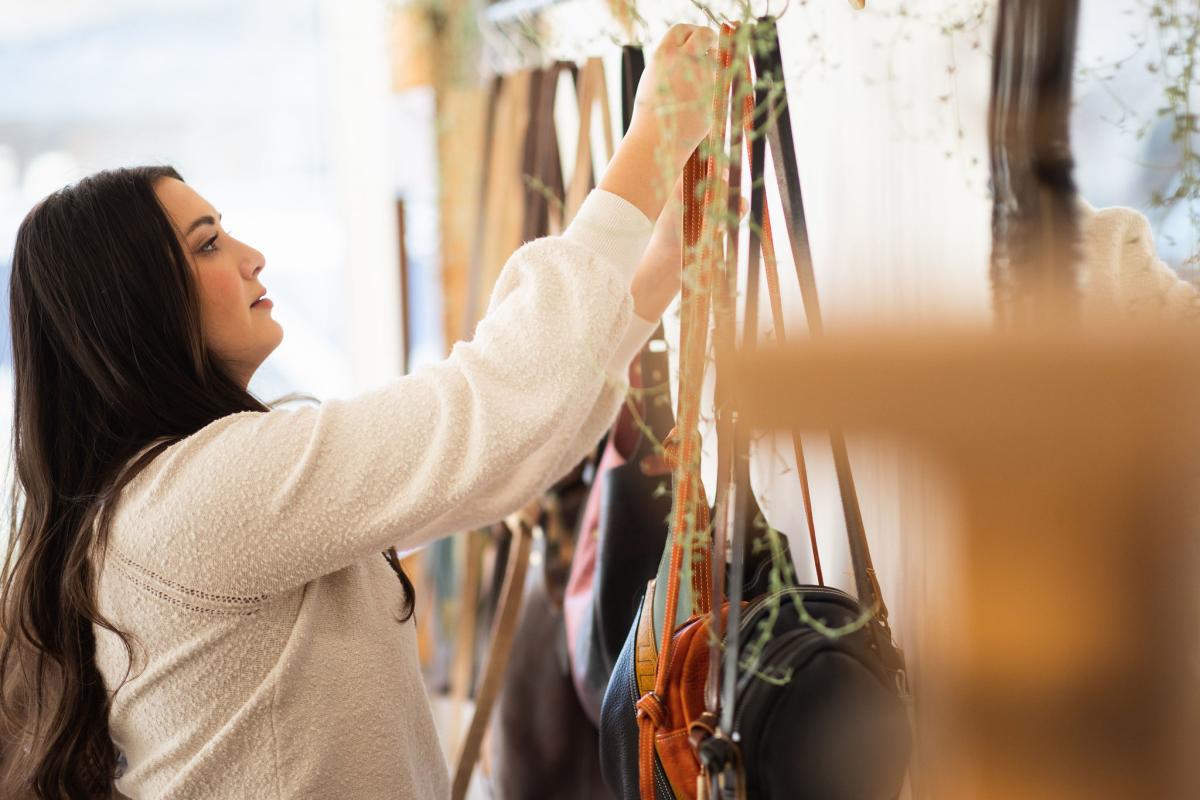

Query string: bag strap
473 69 534 333
708 19 909 762
702 40 741 728
988 0 1082 324
522 61 575 241
450 508 537 800
751 17 895 638
635 28 735 800
621 45 645 135
564 57 615 225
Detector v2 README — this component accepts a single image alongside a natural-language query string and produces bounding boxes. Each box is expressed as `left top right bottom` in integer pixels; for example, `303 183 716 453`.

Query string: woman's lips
251 298 273 309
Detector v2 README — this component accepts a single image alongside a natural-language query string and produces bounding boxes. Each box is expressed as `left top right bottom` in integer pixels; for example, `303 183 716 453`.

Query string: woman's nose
243 246 266 279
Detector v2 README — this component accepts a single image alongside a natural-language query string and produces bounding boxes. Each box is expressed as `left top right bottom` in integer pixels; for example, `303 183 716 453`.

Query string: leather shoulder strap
564 57 615 224
522 61 575 241
620 45 645 134
988 0 1082 325
450 510 536 800
750 17 892 630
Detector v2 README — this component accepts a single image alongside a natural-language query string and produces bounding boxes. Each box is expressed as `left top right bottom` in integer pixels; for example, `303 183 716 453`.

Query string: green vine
1143 0 1199 271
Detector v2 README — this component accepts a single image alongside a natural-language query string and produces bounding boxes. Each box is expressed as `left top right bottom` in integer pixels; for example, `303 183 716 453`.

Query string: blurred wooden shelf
733 322 1200 800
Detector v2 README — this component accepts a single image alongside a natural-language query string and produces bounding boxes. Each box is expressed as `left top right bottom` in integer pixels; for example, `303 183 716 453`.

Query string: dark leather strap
522 61 575 243
706 25 745 720
620 45 645 135
750 17 893 635
988 0 1082 324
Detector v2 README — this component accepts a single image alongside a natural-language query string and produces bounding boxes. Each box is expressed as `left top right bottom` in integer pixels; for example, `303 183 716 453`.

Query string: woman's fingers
681 25 718 56
666 23 711 49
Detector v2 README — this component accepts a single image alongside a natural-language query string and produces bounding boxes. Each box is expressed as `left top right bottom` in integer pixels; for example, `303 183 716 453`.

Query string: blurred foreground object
734 321 1200 800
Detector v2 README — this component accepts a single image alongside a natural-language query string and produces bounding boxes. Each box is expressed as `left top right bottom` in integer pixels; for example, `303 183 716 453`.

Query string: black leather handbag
599 19 910 800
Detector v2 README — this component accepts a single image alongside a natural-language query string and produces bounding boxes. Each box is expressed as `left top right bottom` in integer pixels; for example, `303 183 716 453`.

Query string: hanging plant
1143 0 1199 269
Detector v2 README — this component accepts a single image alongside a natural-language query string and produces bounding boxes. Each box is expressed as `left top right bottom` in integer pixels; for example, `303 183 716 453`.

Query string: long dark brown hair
0 166 414 798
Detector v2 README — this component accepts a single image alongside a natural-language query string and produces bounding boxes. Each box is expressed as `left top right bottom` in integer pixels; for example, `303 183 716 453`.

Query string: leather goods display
480 53 643 799
599 20 910 800
426 68 533 696
451 511 534 800
488 491 609 800
454 60 602 800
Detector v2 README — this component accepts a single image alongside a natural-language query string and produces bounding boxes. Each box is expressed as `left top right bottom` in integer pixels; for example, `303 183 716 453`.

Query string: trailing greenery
1143 0 1198 270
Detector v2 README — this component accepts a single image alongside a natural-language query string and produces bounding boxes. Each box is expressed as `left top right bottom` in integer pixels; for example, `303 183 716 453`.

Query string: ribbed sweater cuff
605 311 659 376
562 188 655 285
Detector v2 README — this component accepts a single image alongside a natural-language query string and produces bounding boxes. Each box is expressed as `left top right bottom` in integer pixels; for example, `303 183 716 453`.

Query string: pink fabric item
563 356 644 702
563 437 627 658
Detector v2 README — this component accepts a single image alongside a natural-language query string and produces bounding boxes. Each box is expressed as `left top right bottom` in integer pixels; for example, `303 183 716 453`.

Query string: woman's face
154 178 283 387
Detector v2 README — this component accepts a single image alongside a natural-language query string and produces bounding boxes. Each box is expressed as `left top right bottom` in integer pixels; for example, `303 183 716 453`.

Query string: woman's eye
200 234 218 253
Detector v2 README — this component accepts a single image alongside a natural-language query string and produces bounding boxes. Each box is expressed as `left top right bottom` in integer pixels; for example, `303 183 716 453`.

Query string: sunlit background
0 0 446 437
0 0 1193 443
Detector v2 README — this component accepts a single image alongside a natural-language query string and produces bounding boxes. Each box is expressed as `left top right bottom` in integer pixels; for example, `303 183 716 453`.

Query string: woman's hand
627 24 720 169
596 24 717 224
629 173 747 322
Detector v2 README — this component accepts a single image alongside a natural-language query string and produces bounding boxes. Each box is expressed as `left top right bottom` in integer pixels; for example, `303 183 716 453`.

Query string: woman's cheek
198 269 246 347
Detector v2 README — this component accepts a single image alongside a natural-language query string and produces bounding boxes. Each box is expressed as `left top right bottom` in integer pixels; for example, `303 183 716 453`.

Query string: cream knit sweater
90 188 657 799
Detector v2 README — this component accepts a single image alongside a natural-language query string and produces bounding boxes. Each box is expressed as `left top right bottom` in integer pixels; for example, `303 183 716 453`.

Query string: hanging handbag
598 20 910 800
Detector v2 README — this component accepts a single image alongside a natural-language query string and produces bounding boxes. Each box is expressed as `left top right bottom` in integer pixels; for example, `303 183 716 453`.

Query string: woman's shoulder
102 411 270 558
1077 200 1200 320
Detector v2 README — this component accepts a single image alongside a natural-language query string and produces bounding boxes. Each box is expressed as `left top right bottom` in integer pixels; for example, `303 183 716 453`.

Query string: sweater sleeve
537 311 659 490
110 189 656 599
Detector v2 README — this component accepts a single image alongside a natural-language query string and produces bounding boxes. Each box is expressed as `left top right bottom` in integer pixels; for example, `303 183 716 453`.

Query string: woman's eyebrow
185 212 222 237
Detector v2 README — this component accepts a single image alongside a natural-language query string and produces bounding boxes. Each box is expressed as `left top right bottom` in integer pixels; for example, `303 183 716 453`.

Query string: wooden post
733 323 1200 800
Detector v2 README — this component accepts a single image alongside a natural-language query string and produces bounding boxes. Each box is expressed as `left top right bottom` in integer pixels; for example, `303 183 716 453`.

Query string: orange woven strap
637 23 735 799
662 427 712 607
638 150 709 800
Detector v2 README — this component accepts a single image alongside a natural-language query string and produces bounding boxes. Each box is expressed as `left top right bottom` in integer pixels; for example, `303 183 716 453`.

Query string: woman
0 23 719 799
